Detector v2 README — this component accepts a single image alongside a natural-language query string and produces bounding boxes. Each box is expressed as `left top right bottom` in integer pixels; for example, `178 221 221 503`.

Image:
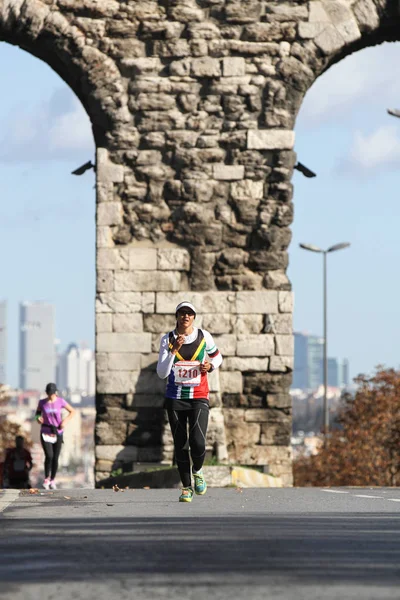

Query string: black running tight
41 435 63 479
167 407 209 488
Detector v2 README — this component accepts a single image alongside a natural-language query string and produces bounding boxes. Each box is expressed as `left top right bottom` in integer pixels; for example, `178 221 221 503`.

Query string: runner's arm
61 401 76 428
157 334 175 379
203 330 223 370
34 402 43 423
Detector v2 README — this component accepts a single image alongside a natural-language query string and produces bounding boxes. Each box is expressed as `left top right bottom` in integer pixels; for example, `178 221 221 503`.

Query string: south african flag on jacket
165 329 218 401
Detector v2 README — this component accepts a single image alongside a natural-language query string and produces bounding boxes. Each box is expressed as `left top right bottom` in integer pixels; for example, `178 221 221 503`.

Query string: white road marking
353 494 384 499
321 489 400 505
0 490 19 513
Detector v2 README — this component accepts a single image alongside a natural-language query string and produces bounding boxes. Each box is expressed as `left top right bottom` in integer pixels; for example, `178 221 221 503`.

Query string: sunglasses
177 310 195 316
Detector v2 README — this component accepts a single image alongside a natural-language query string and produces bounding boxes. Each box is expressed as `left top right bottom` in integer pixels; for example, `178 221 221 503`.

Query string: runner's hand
37 416 44 424
200 360 212 373
171 334 185 354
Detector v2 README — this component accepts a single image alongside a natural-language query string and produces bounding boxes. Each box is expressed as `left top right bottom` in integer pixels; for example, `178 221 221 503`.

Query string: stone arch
288 0 400 123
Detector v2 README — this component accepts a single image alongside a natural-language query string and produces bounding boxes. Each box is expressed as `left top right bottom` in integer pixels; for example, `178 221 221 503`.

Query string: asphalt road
1 487 400 600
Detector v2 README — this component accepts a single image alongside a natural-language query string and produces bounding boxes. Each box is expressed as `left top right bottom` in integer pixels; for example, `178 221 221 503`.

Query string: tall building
293 332 323 390
307 335 324 390
19 302 55 391
0 301 6 384
328 357 339 387
341 358 350 387
293 333 308 389
293 331 349 390
57 343 95 397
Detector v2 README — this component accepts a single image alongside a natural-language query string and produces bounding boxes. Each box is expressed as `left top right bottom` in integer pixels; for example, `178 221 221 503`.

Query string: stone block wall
96 285 294 485
2 0 398 488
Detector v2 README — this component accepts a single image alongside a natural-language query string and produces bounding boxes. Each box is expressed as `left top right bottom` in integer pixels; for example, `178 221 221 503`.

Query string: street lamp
299 242 351 435
71 160 95 176
294 162 317 178
387 108 400 118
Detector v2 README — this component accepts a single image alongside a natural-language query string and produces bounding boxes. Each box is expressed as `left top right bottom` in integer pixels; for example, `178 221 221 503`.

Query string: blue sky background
0 43 95 386
1 41 400 386
291 42 400 381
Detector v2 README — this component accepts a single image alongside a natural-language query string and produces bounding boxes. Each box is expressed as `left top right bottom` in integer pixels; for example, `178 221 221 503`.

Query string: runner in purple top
35 382 76 490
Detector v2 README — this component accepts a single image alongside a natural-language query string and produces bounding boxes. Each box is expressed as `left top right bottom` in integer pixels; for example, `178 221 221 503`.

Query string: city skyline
0 298 94 391
57 343 95 398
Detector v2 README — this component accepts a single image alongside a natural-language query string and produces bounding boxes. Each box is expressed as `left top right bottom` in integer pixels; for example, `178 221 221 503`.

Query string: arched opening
0 40 96 488
290 6 400 477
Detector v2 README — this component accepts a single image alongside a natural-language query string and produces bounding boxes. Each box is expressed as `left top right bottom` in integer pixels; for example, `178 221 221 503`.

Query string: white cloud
298 43 400 127
0 89 94 162
48 102 93 151
344 125 400 173
300 55 371 123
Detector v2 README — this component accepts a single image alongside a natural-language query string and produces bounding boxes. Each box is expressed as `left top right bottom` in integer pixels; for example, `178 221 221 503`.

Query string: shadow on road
1 512 400 590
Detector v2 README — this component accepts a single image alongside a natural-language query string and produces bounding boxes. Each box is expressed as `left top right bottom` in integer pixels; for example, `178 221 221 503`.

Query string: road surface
1 487 399 600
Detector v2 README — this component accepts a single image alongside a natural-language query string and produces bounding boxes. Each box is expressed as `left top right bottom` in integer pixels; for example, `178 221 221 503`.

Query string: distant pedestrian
3 435 33 489
157 301 223 503
35 383 76 490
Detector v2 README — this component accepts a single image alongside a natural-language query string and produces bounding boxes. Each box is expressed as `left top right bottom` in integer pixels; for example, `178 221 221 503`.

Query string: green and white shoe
193 469 207 495
179 487 194 503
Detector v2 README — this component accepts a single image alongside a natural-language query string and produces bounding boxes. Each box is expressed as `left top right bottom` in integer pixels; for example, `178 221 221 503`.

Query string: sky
0 42 95 386
291 42 400 380
1 41 400 386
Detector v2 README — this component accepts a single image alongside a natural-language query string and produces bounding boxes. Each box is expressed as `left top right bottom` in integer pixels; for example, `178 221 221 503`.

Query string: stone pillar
91 7 301 487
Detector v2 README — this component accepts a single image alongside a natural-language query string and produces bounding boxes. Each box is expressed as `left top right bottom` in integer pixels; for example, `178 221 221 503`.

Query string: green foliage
110 468 123 477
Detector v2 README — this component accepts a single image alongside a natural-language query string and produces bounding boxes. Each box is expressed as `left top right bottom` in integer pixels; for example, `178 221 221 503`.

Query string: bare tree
294 368 400 487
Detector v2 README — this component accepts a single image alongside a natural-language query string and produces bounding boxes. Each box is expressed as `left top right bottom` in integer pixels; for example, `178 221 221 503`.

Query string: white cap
175 301 196 316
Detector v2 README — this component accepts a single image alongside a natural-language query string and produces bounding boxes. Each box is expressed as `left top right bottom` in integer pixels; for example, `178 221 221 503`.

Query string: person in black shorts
157 301 222 502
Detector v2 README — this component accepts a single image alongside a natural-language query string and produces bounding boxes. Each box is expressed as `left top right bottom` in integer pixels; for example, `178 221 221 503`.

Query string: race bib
174 361 201 387
42 433 57 444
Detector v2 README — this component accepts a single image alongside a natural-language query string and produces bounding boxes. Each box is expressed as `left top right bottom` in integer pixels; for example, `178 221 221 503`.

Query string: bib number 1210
177 366 198 379
174 361 201 387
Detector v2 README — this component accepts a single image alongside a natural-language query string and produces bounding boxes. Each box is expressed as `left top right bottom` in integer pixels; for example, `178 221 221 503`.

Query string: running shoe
179 487 194 503
193 469 207 495
43 478 51 490
49 480 57 490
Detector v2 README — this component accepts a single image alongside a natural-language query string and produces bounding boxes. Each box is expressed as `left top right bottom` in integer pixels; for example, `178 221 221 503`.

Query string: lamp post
299 242 351 435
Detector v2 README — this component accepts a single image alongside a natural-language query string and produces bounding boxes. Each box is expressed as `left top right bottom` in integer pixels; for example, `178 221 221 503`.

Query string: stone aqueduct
1 0 397 484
